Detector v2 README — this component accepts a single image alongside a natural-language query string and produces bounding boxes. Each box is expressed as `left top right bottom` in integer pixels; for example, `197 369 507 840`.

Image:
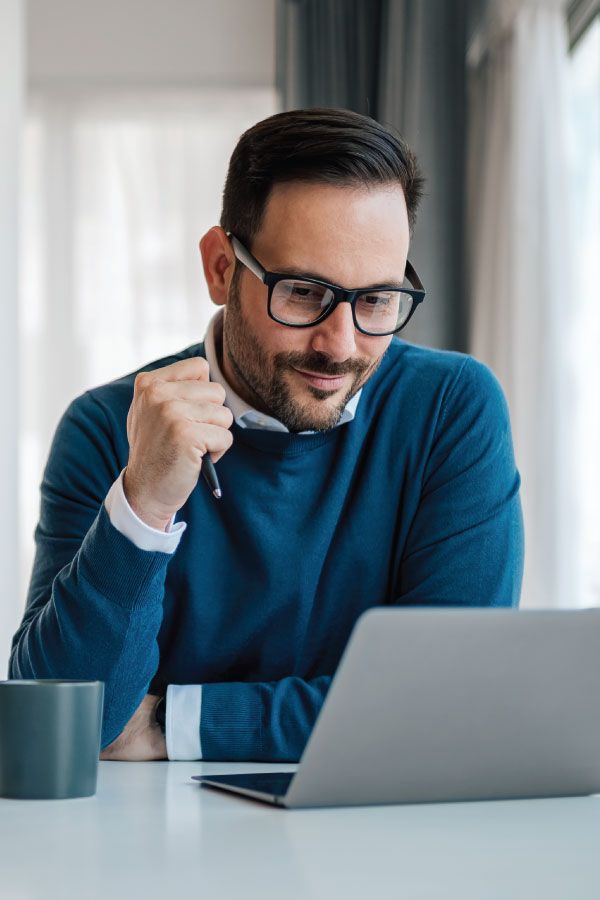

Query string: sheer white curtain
17 88 277 616
566 17 600 608
467 0 581 609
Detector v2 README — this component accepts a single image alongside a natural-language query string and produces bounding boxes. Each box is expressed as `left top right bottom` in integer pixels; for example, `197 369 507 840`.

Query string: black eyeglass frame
227 233 426 337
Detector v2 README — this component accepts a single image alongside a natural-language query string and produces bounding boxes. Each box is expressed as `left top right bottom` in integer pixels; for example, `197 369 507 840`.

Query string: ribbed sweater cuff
77 505 173 611
200 681 263 760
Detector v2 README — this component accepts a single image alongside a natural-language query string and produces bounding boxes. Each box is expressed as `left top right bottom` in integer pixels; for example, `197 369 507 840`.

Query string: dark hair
220 107 424 246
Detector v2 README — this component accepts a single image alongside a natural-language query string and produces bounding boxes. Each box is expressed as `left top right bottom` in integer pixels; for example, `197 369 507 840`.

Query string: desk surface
1 761 599 900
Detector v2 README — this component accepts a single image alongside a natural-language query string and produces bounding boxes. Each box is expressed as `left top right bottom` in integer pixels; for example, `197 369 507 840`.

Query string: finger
134 357 210 395
209 446 231 464
136 379 226 406
169 399 234 430
188 422 234 458
144 379 227 407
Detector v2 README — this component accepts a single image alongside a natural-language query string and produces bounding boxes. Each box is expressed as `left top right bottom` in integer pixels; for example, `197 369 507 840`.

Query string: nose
309 301 357 362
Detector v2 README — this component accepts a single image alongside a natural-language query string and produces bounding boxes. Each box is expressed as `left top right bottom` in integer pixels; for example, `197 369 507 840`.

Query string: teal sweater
10 339 523 759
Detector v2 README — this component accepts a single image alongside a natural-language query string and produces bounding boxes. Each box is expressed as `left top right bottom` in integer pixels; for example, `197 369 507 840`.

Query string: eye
363 293 391 306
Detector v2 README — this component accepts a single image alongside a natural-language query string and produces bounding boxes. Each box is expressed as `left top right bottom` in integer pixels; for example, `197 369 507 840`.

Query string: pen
201 455 222 499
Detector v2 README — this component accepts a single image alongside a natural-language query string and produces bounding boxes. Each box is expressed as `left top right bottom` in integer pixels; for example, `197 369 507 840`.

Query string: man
10 108 524 762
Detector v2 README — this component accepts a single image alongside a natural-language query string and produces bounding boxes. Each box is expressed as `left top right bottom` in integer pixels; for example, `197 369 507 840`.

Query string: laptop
192 607 600 808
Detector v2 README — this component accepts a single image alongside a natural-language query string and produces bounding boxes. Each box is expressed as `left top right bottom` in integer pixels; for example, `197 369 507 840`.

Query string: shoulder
366 340 511 450
384 338 490 383
383 339 507 409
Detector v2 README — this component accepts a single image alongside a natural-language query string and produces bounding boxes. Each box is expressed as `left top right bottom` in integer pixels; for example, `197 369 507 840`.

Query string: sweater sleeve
8 391 173 748
398 356 524 607
200 675 331 762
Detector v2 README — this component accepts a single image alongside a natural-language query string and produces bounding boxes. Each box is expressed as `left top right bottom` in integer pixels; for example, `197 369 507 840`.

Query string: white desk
1 761 599 899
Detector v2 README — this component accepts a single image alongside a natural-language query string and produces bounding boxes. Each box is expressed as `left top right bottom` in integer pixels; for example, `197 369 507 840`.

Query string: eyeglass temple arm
228 233 266 282
230 232 423 294
405 260 424 292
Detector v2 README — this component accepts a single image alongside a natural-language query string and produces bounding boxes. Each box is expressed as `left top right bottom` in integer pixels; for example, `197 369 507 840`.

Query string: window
19 88 278 596
567 16 600 606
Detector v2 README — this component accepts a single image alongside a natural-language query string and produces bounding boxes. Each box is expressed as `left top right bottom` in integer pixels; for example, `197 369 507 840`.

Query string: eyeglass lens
270 279 414 334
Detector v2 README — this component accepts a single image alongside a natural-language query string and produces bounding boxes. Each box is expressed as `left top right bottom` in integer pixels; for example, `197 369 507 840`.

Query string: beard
221 271 383 433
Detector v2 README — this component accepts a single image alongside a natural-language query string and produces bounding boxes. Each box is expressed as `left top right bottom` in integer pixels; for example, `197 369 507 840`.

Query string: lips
293 368 349 391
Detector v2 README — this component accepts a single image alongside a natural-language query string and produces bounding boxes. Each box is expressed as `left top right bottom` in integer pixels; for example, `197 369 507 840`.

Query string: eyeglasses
227 233 426 337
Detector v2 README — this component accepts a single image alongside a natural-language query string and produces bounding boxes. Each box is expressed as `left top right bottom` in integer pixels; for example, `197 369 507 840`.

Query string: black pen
201 455 222 500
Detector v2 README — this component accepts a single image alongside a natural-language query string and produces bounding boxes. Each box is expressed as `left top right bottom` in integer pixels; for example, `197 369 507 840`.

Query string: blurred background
1 0 598 673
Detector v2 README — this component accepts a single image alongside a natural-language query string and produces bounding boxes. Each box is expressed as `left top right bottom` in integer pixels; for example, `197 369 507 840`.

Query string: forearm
200 675 331 762
10 506 171 748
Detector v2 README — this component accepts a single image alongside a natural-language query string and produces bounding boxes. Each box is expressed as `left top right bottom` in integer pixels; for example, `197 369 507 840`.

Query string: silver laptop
192 607 600 808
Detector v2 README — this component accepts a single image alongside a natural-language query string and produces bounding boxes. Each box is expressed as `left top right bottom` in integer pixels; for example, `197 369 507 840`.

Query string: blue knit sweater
10 338 523 759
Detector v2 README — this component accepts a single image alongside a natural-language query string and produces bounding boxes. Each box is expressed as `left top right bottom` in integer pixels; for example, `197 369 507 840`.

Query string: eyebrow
273 265 406 291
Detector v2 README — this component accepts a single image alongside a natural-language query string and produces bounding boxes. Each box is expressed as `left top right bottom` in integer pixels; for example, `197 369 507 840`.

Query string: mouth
292 368 350 392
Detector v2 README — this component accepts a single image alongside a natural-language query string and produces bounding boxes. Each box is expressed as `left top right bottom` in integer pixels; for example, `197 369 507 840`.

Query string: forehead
251 181 410 287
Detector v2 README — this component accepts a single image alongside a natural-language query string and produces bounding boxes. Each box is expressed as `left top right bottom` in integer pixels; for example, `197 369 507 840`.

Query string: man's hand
124 357 234 530
100 694 167 761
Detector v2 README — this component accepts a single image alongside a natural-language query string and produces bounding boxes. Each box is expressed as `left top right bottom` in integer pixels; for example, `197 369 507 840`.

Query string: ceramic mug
0 679 104 800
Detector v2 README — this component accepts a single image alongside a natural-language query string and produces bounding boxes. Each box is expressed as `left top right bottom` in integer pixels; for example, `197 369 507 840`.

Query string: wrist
150 723 167 759
148 696 167 759
154 694 167 736
123 469 174 532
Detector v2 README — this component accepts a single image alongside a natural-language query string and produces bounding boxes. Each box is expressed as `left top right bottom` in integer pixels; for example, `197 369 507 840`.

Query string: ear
199 227 236 307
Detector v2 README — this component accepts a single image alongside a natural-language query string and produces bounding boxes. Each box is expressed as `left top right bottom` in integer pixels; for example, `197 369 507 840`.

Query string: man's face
221 181 411 433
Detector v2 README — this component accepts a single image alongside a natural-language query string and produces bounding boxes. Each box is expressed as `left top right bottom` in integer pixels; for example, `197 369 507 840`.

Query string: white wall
27 0 276 88
0 1 24 673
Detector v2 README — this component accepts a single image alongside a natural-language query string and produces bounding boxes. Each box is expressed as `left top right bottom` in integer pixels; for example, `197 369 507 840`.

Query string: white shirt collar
203 310 361 433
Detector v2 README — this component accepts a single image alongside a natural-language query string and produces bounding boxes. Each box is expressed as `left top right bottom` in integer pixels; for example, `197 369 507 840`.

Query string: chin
276 373 353 433
304 384 341 402
290 399 345 433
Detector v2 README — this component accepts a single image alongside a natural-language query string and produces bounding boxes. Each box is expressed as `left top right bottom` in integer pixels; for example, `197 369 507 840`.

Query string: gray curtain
276 0 468 352
277 0 384 114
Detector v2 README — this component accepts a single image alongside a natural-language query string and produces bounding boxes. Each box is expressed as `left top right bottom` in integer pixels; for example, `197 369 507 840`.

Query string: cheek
358 336 391 366
237 285 277 348
265 320 314 359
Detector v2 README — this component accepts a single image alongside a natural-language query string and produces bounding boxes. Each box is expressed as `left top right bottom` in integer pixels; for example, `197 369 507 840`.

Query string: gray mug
0 679 104 800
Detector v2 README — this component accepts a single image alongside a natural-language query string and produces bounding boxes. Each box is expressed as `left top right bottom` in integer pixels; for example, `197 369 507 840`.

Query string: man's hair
220 107 425 247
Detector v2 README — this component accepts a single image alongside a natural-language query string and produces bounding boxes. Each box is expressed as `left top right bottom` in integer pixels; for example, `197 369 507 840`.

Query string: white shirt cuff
104 470 186 554
166 684 203 760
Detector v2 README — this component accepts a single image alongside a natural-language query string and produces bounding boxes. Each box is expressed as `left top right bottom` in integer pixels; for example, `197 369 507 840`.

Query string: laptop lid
279 607 600 808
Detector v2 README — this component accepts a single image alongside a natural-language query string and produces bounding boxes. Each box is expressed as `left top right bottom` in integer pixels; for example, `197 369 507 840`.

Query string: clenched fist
123 357 234 530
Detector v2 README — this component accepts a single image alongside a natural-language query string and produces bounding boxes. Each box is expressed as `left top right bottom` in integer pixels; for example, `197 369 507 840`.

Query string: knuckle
169 418 189 444
156 398 176 423
195 357 210 378
134 372 151 393
207 382 226 403
145 380 164 404
203 403 233 429
192 402 210 424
